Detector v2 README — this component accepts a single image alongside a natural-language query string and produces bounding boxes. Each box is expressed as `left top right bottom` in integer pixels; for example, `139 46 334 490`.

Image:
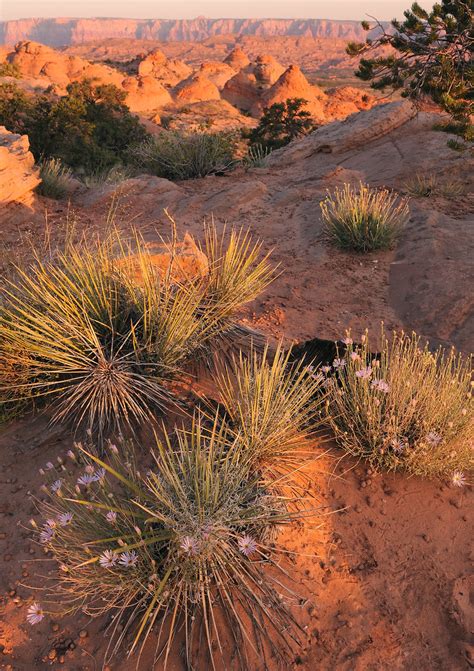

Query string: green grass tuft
36 158 73 200
320 182 409 252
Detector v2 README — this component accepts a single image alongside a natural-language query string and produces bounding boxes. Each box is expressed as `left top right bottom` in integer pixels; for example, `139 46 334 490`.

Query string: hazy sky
1 0 434 22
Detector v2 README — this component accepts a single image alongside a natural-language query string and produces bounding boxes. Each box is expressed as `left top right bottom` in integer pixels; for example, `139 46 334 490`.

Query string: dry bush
324 328 473 479
320 182 409 252
36 158 73 200
403 173 464 198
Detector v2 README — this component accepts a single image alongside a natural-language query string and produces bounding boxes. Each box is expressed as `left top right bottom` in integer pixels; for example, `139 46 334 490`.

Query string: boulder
0 126 40 208
137 48 192 87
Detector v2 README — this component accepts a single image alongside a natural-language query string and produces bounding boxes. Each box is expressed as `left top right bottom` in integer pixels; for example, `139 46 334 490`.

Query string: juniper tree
347 1 473 138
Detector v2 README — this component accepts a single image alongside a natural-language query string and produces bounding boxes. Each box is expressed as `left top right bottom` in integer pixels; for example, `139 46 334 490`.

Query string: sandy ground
1 104 473 670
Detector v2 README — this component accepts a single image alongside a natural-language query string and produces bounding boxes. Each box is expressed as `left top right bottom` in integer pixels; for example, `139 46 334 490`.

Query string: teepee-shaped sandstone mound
122 75 173 112
199 61 236 89
224 46 250 70
174 72 221 104
252 54 286 87
253 64 327 120
137 47 192 87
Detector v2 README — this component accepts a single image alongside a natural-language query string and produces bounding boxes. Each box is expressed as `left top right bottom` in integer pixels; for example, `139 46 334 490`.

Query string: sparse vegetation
320 182 410 252
347 1 473 140
324 328 473 477
128 129 239 180
242 142 272 169
404 173 464 198
36 158 73 199
0 61 21 78
247 98 316 150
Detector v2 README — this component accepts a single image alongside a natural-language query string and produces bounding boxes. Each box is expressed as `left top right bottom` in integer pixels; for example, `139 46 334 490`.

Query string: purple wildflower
238 535 258 557
356 366 372 379
119 551 138 567
105 511 117 524
332 358 346 369
50 479 62 493
371 379 390 393
99 550 118 568
57 512 73 527
451 471 466 488
26 602 44 625
180 536 200 555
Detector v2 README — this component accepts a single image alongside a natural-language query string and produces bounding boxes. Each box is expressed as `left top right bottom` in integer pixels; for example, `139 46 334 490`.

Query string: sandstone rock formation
122 75 173 112
137 48 191 87
0 126 40 208
253 54 286 87
223 46 250 70
253 64 327 119
7 41 124 91
198 61 236 89
174 72 221 104
222 70 260 112
0 18 383 47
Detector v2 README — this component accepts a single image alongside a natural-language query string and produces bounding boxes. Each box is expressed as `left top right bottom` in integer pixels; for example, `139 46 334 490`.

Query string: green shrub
0 226 275 436
324 328 473 479
31 414 309 668
129 130 238 180
320 182 409 252
36 158 73 199
0 62 21 78
248 98 315 150
0 80 149 174
242 142 272 169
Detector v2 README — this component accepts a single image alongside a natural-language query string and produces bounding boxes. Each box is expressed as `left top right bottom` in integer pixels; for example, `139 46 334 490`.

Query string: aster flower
390 437 409 454
57 512 73 527
425 431 442 447
238 535 258 557
26 602 44 625
371 379 390 393
99 550 118 568
350 351 361 361
77 473 96 486
356 366 372 379
50 479 62 493
180 536 200 555
119 550 138 567
39 524 55 544
451 471 466 488
105 510 117 524
92 467 106 482
321 365 331 374
45 462 54 471
332 358 346 369
342 337 353 345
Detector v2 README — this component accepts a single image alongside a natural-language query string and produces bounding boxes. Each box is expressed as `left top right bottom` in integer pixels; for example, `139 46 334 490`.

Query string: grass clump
320 182 409 252
403 173 464 198
242 143 272 169
0 226 275 436
129 130 238 180
36 158 73 199
32 415 309 669
324 328 473 479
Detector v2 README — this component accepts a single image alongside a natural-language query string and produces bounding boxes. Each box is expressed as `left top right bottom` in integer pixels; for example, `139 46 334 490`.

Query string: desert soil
1 102 473 670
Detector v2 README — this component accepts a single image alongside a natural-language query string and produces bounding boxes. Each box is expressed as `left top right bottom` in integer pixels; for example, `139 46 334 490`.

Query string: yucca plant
213 344 327 484
31 416 308 669
0 225 276 435
36 158 73 200
320 182 409 252
324 327 473 479
242 143 272 169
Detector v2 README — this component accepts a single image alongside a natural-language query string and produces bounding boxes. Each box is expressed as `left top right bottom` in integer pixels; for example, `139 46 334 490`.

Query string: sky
0 0 434 22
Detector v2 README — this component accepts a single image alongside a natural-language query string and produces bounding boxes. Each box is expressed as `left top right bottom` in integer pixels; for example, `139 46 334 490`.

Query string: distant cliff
0 17 381 47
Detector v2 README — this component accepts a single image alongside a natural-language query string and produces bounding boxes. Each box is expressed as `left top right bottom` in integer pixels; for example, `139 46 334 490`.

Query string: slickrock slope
0 18 385 47
0 126 40 208
121 75 173 112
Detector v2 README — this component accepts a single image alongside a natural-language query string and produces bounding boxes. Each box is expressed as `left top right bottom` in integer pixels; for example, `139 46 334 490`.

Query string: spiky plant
189 224 277 370
32 416 308 670
403 173 464 198
213 344 327 484
324 327 473 478
0 233 209 436
320 182 410 252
